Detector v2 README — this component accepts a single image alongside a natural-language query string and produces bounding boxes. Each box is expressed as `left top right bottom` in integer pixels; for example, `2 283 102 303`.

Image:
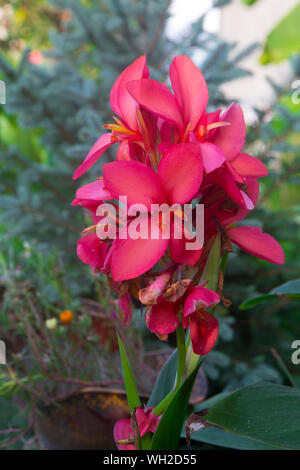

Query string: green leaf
151 359 204 450
183 391 281 450
188 427 282 450
201 382 300 450
117 334 141 413
147 350 177 407
260 4 300 64
241 0 259 5
240 278 300 309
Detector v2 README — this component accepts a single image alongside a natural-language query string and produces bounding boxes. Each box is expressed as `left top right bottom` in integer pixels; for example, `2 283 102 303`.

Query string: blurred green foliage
260 3 300 64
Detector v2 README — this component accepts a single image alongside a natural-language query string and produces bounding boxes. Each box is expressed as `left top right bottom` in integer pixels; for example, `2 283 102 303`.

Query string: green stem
185 340 200 377
175 323 186 390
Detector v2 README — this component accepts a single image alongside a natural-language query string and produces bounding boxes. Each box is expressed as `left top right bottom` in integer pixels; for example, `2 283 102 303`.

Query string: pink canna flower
126 56 269 211
127 55 227 174
102 142 203 282
73 54 285 352
114 407 160 450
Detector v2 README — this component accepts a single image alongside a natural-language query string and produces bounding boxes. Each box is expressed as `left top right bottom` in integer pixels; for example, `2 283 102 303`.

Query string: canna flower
114 407 160 450
102 142 203 281
73 54 285 353
145 283 220 355
126 55 269 210
126 55 227 174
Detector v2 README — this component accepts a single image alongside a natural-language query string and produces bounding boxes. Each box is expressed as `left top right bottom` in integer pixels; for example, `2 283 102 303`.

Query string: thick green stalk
174 323 186 390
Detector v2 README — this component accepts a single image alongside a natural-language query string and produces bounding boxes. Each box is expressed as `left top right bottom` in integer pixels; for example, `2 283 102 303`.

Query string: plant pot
35 387 130 450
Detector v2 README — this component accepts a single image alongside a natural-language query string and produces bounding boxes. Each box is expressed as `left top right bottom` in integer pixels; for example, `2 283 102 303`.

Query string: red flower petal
113 419 135 450
146 300 179 335
207 167 253 210
230 153 268 178
199 142 226 174
74 180 113 203
110 55 149 131
116 140 133 161
135 408 160 435
169 218 203 265
170 55 208 130
170 236 203 266
110 219 169 281
183 286 220 317
103 161 165 211
227 225 285 265
127 78 183 128
157 143 203 204
77 233 109 271
73 133 113 180
189 310 219 355
212 103 246 161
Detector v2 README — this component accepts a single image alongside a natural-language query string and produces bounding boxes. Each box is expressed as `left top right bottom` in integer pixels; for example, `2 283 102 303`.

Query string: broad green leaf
202 382 300 450
151 359 203 450
147 349 177 407
117 334 141 413
240 278 300 309
260 4 300 64
188 427 282 450
183 391 281 450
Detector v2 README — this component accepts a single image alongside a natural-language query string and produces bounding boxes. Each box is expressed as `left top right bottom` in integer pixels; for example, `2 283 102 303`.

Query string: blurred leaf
241 0 259 5
240 278 300 309
260 4 300 64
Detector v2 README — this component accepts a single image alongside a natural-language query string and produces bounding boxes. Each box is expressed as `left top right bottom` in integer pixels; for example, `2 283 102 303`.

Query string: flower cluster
73 55 284 356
